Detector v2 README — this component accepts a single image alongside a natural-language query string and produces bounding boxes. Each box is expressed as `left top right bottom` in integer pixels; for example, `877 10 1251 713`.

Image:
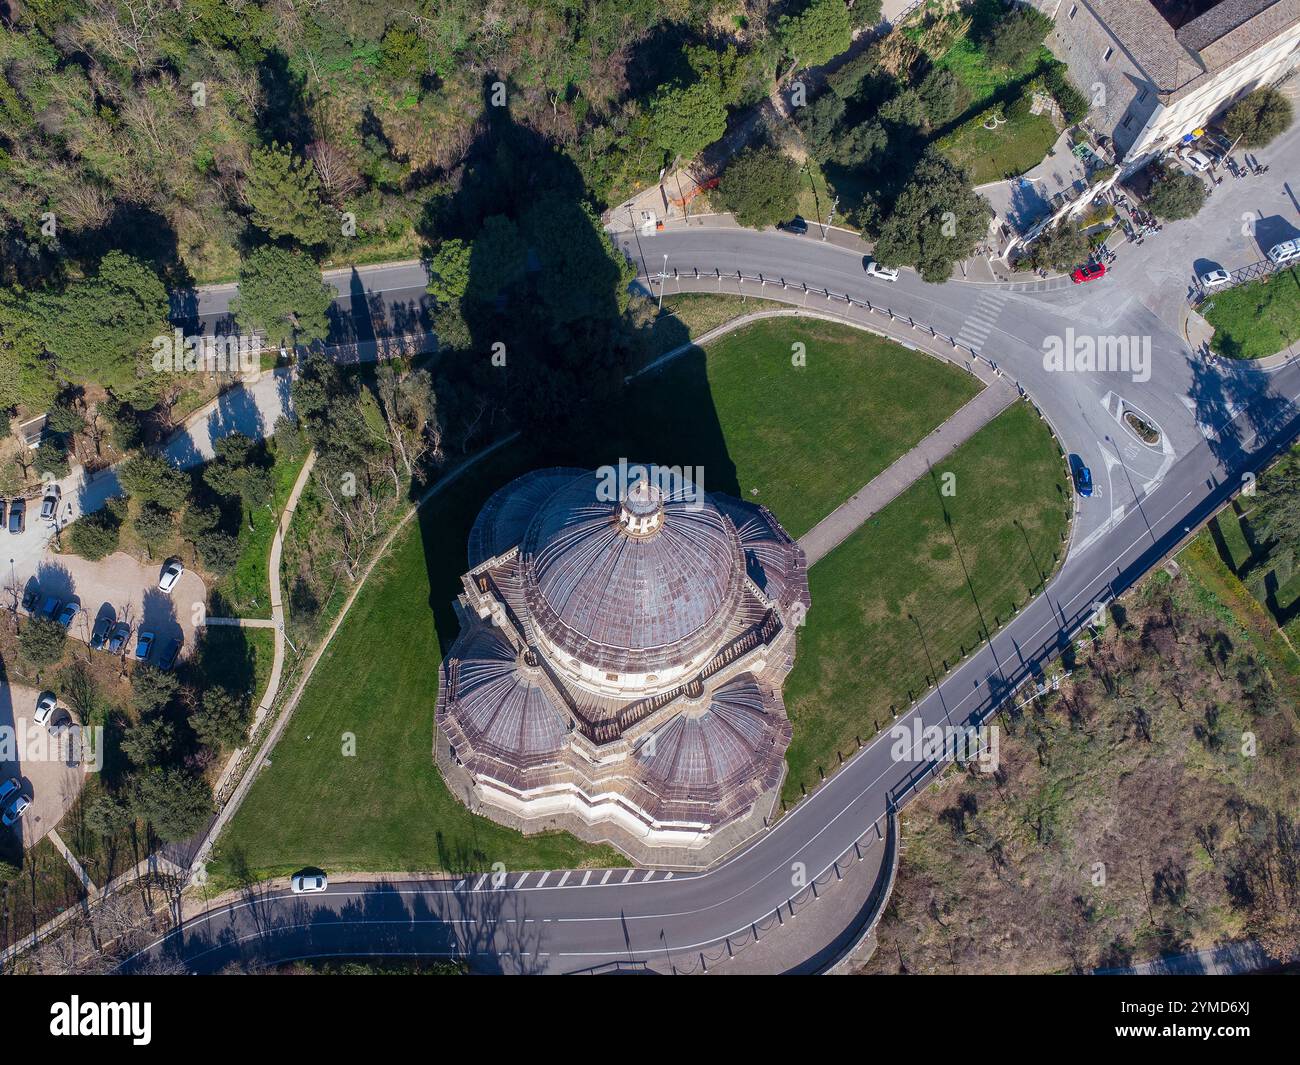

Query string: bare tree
306 140 362 203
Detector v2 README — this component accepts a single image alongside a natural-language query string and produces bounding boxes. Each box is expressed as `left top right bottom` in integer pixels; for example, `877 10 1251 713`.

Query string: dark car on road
778 216 808 235
20 587 37 614
108 622 131 655
90 616 112 651
8 498 24 534
160 638 182 671
1074 464 1094 498
55 602 78 629
40 595 60 619
134 630 154 662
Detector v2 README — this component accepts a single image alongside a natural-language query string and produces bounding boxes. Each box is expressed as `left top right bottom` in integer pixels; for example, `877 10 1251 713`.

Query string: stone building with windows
434 464 810 863
1042 0 1300 164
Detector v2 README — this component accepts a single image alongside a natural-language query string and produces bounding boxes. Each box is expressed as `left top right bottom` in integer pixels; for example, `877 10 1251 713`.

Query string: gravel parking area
25 551 206 668
0 680 85 850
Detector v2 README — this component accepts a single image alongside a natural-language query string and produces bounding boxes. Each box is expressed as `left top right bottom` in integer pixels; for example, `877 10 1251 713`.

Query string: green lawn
940 110 1058 185
213 318 1004 879
1204 267 1300 360
213 439 309 618
780 401 1069 802
629 317 981 538
211 447 625 885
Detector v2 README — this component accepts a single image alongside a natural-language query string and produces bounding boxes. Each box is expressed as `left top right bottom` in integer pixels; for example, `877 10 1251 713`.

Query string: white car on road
864 261 899 282
1199 268 1231 288
292 872 328 894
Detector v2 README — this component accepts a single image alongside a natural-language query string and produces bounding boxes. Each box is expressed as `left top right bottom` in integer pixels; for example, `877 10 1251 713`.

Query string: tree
778 0 853 73
375 364 442 479
120 714 176 767
118 453 188 509
1025 222 1090 272
229 246 333 349
192 687 251 750
84 794 133 839
31 252 167 397
874 149 991 282
918 68 971 126
68 506 122 560
648 80 728 162
982 5 1054 69
132 502 174 551
131 768 212 840
131 664 179 715
796 91 846 162
20 617 66 669
204 432 274 527
243 142 334 246
717 146 800 229
197 529 240 574
33 439 69 479
306 140 362 203
1146 169 1206 221
1222 87 1294 148
427 238 472 305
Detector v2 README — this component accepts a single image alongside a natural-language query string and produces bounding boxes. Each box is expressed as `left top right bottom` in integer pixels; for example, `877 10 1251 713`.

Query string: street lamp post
658 254 669 311
823 195 839 242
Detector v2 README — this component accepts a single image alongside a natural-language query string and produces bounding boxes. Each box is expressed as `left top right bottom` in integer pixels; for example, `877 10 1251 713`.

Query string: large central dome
519 468 745 677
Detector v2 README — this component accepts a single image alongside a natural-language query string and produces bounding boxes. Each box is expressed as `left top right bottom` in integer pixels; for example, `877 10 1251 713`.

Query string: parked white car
1184 149 1214 172
158 558 184 594
1199 268 1231 288
34 691 57 729
864 261 899 282
292 872 328 894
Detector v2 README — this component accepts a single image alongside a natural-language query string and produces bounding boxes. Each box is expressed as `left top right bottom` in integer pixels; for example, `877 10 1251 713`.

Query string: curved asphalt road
129 128 1300 973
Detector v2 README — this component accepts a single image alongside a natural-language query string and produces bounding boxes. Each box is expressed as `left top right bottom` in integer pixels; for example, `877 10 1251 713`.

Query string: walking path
186 434 519 881
207 449 316 810
47 830 95 894
800 379 1020 564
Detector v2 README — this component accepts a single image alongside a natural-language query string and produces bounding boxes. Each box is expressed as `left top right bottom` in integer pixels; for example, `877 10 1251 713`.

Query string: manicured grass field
212 318 1010 879
780 401 1069 803
631 317 981 538
211 447 625 885
1204 267 1300 360
940 110 1058 185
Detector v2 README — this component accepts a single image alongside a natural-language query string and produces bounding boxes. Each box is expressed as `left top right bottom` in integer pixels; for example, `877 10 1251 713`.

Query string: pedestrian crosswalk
451 867 684 892
955 290 1010 353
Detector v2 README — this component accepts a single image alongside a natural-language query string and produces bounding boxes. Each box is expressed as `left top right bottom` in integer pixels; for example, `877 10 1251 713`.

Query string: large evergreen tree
243 143 335 247
31 252 167 397
874 149 990 282
230 245 333 348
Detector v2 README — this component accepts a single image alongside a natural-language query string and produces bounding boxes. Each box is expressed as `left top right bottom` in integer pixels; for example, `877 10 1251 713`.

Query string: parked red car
1071 262 1107 284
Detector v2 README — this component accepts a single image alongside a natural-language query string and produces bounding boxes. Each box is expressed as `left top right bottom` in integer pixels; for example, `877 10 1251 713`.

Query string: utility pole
658 253 669 311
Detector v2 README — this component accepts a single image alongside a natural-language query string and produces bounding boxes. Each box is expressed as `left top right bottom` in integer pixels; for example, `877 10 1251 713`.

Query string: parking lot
0 680 86 850
23 551 206 670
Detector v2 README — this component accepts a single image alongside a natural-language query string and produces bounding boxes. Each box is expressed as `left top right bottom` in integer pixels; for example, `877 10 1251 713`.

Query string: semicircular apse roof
519 468 745 674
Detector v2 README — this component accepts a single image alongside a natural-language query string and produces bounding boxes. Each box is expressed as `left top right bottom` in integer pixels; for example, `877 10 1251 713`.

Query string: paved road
122 124 1300 974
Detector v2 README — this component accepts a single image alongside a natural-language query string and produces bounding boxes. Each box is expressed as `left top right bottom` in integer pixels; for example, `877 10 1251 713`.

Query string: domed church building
434 463 810 863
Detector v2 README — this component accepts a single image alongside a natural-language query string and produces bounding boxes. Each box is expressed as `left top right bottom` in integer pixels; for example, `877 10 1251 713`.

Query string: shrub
1146 168 1206 221
1222 87 1294 148
20 617 66 669
67 504 122 560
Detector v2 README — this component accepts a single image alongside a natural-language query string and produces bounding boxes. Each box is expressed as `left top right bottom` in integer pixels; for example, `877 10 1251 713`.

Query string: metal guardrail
1191 256 1290 305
